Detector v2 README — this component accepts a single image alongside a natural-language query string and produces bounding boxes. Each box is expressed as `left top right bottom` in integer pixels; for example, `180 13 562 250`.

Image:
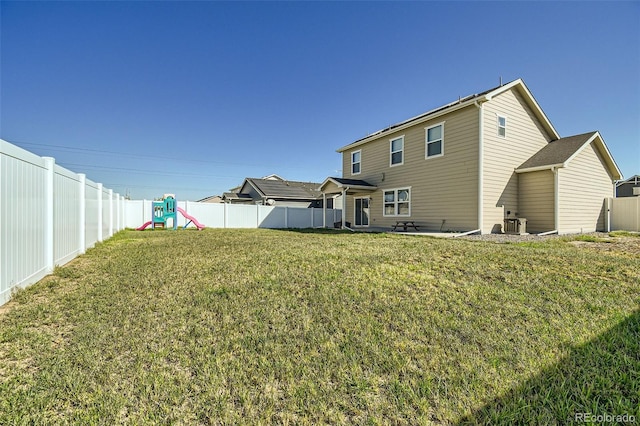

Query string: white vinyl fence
124 200 342 230
0 139 125 306
610 196 640 232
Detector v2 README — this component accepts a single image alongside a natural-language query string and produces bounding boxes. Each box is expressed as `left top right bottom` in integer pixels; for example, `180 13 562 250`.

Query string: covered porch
318 177 377 229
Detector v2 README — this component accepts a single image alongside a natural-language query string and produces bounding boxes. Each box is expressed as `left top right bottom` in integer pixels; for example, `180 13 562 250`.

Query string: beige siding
482 88 553 233
342 105 479 231
518 170 555 233
557 143 614 233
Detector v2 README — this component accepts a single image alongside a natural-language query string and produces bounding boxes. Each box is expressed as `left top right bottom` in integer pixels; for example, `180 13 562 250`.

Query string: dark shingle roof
222 192 252 200
329 177 377 187
247 178 322 199
517 132 597 171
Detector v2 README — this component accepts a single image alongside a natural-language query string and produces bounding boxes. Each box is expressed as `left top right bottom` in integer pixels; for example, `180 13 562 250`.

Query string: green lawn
1 229 638 424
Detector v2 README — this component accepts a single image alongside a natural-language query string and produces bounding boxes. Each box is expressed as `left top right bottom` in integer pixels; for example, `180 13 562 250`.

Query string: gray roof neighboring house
197 195 223 203
222 192 252 201
245 178 322 200
616 175 640 187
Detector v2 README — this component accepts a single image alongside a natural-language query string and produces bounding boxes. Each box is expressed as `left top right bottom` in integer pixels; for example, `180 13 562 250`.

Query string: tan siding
482 88 552 233
342 105 478 230
518 170 555 233
557 143 613 233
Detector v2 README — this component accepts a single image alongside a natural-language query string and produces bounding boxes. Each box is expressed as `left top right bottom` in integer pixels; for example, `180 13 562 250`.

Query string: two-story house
319 79 622 234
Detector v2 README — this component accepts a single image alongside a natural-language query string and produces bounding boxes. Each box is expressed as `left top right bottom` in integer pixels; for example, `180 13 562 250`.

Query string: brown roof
517 132 597 171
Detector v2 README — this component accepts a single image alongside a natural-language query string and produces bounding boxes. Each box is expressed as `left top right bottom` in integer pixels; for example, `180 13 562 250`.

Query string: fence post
97 183 103 242
311 208 314 228
637 197 640 232
43 157 55 273
284 206 288 228
256 205 260 228
224 203 228 228
78 174 86 254
108 189 113 237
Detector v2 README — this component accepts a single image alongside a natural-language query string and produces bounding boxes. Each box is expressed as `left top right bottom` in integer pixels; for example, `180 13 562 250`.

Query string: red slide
177 207 205 230
136 221 152 231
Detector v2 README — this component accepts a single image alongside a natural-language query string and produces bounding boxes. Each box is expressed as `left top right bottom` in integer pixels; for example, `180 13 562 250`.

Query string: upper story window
497 115 507 138
351 150 361 175
390 136 404 166
383 187 411 217
426 122 444 158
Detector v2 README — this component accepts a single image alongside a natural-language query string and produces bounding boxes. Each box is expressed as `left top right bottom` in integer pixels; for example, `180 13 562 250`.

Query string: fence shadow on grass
457 309 640 425
276 227 357 235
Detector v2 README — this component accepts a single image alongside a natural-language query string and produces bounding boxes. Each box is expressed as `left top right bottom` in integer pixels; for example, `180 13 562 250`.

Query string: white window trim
425 121 445 159
351 149 361 176
497 114 507 138
382 186 411 217
389 135 405 167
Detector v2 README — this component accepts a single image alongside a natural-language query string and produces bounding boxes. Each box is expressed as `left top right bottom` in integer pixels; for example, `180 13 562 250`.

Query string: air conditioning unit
633 187 640 196
504 218 528 235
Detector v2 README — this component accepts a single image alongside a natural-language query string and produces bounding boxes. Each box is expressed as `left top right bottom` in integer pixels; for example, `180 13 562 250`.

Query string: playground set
136 194 205 231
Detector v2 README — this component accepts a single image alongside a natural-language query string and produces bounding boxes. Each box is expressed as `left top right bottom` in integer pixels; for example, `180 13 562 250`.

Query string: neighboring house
223 177 333 208
319 78 622 234
197 195 223 203
226 174 285 195
616 175 640 197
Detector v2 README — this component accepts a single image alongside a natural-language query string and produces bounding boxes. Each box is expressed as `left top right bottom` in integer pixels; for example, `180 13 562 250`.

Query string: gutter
515 163 565 174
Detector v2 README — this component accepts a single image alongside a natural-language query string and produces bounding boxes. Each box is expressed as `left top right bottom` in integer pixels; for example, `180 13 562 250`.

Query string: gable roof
318 177 377 193
515 131 622 180
337 78 559 152
616 175 640 187
222 192 252 201
242 177 323 200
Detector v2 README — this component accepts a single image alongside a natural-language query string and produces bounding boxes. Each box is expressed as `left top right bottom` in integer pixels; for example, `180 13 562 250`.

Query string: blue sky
2 1 639 201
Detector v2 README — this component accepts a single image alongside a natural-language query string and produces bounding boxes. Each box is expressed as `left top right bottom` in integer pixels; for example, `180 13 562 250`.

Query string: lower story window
383 188 410 216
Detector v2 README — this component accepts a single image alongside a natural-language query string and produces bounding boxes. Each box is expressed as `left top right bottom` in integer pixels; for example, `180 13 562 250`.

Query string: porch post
322 192 326 228
342 188 347 229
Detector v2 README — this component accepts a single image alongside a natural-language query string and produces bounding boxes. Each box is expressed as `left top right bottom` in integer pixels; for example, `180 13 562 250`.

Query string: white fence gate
610 197 640 232
0 139 125 306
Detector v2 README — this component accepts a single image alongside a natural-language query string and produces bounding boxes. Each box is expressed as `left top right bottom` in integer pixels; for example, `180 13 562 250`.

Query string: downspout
608 179 616 232
475 100 484 234
553 166 559 233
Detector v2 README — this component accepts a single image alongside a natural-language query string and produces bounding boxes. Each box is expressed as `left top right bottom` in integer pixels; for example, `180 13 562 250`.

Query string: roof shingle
517 132 597 171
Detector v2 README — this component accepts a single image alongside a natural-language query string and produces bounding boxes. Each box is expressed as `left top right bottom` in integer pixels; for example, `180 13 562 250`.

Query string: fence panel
0 141 49 305
1 139 122 306
53 165 81 266
125 200 146 229
611 197 640 232
226 204 258 228
286 207 314 228
258 206 285 228
182 201 224 228
85 179 100 248
102 188 112 239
